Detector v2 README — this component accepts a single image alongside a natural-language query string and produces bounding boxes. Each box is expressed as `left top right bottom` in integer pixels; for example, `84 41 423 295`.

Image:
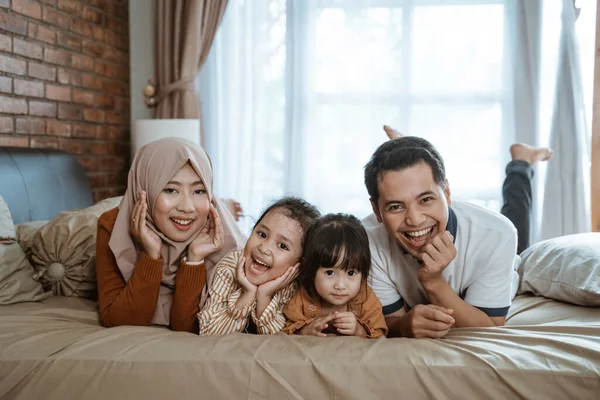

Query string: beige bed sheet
0 295 598 400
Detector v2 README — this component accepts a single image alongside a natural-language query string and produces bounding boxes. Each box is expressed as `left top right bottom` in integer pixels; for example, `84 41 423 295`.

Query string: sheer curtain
200 0 595 236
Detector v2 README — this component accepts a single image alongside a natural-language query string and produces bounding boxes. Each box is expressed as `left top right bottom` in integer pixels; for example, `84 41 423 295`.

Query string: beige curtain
154 0 228 140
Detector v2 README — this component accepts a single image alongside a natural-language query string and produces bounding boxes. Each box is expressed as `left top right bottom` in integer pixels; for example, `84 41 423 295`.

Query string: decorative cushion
15 220 48 255
518 233 600 306
0 195 52 305
30 196 122 298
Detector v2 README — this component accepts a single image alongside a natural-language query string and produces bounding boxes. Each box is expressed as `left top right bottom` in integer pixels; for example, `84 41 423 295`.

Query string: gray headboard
0 147 94 224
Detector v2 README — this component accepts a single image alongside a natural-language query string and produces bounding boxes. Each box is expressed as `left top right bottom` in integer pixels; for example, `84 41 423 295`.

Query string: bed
0 146 599 400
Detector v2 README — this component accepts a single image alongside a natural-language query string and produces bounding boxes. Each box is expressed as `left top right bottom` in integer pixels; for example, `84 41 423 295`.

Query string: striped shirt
197 250 297 335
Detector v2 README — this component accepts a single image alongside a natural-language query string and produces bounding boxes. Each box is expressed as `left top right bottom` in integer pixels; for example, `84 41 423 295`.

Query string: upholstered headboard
0 147 93 224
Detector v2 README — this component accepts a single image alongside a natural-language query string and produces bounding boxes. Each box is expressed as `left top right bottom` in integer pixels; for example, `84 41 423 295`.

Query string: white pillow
518 233 600 306
0 196 52 305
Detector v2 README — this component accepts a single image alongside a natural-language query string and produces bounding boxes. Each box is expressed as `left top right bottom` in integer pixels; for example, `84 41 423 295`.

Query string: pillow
518 233 600 306
30 196 122 298
15 220 48 255
0 196 52 305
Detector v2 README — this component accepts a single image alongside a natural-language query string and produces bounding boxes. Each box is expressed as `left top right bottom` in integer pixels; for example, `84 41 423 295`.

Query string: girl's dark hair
253 196 321 244
298 213 371 300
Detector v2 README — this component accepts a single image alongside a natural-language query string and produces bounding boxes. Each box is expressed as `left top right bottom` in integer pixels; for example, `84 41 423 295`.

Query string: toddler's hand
298 314 335 337
333 311 365 337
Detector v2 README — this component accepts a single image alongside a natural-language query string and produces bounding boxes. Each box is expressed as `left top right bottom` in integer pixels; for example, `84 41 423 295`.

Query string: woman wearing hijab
95 138 245 333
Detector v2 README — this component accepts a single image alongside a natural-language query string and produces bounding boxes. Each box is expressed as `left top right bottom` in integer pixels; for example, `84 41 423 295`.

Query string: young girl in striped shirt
198 197 320 335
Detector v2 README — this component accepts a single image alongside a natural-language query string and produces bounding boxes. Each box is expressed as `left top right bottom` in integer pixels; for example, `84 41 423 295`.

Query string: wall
128 0 153 123
0 0 130 201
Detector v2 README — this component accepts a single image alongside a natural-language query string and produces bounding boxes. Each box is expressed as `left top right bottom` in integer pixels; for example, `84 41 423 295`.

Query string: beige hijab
108 137 245 326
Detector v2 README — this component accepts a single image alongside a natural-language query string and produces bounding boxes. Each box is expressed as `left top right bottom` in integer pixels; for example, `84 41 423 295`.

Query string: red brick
71 54 94 71
81 6 103 24
0 54 27 75
44 48 70 66
73 123 96 138
95 93 115 109
16 118 45 134
0 10 28 35
72 88 94 105
46 84 71 101
12 0 42 19
14 79 44 97
0 136 29 147
59 138 106 155
58 68 82 86
0 33 11 52
30 136 58 149
0 96 27 114
82 40 103 57
58 103 81 120
83 108 104 123
88 173 106 188
106 31 127 51
57 0 80 13
0 117 13 133
46 120 71 137
13 38 44 60
81 74 103 90
92 25 105 41
70 18 92 37
42 7 70 27
116 65 128 81
105 111 124 125
28 23 56 45
95 60 117 78
29 100 57 117
103 46 126 64
103 80 127 96
106 18 126 34
39 0 57 5
57 31 81 50
28 61 56 81
114 2 127 21
78 155 106 172
0 76 11 93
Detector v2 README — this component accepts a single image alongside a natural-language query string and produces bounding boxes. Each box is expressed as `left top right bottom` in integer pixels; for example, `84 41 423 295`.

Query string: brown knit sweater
95 207 206 333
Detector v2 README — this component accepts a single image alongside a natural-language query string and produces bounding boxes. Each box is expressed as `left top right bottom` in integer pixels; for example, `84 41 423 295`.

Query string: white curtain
539 0 591 239
199 0 595 237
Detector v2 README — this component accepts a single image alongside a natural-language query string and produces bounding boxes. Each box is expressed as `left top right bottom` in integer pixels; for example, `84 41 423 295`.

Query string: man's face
371 162 451 258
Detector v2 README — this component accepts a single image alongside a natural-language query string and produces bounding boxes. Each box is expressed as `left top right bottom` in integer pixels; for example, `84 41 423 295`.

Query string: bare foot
509 143 554 165
383 125 402 140
223 198 243 221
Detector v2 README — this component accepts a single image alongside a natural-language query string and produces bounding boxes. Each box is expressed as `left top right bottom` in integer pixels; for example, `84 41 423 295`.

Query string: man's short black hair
364 136 446 205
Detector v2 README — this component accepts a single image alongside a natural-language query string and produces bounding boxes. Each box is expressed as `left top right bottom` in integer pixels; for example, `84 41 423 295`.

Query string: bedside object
131 119 201 159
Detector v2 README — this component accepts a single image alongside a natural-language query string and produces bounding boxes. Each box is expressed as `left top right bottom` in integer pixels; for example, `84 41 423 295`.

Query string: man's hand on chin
417 231 457 287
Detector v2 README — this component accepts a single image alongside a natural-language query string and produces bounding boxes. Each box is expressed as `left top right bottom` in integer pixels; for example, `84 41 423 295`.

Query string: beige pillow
518 233 600 306
30 196 122 298
15 220 48 255
0 196 52 305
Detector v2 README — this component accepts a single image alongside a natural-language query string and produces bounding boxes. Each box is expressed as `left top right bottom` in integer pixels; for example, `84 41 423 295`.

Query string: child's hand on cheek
257 263 300 298
298 314 336 337
235 256 257 294
333 311 366 337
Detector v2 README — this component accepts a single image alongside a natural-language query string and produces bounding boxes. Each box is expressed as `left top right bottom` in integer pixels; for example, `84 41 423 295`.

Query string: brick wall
0 0 130 202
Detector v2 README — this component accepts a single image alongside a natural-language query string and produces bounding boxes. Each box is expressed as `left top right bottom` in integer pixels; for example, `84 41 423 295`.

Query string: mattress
0 295 599 400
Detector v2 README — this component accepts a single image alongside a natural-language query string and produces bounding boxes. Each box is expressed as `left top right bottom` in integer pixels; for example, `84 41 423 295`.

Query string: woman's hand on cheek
188 204 224 262
257 263 300 298
131 191 162 260
235 256 257 295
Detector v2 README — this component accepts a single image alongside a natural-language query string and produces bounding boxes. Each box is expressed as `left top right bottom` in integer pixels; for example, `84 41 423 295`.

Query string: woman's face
153 163 211 242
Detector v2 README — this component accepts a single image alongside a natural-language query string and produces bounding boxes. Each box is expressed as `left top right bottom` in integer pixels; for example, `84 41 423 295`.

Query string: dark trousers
500 160 533 254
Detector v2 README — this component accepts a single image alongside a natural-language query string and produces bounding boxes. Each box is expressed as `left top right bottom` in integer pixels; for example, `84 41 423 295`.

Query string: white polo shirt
363 201 520 317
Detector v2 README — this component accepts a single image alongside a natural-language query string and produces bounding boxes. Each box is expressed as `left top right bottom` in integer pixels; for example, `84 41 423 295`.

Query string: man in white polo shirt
363 129 552 338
